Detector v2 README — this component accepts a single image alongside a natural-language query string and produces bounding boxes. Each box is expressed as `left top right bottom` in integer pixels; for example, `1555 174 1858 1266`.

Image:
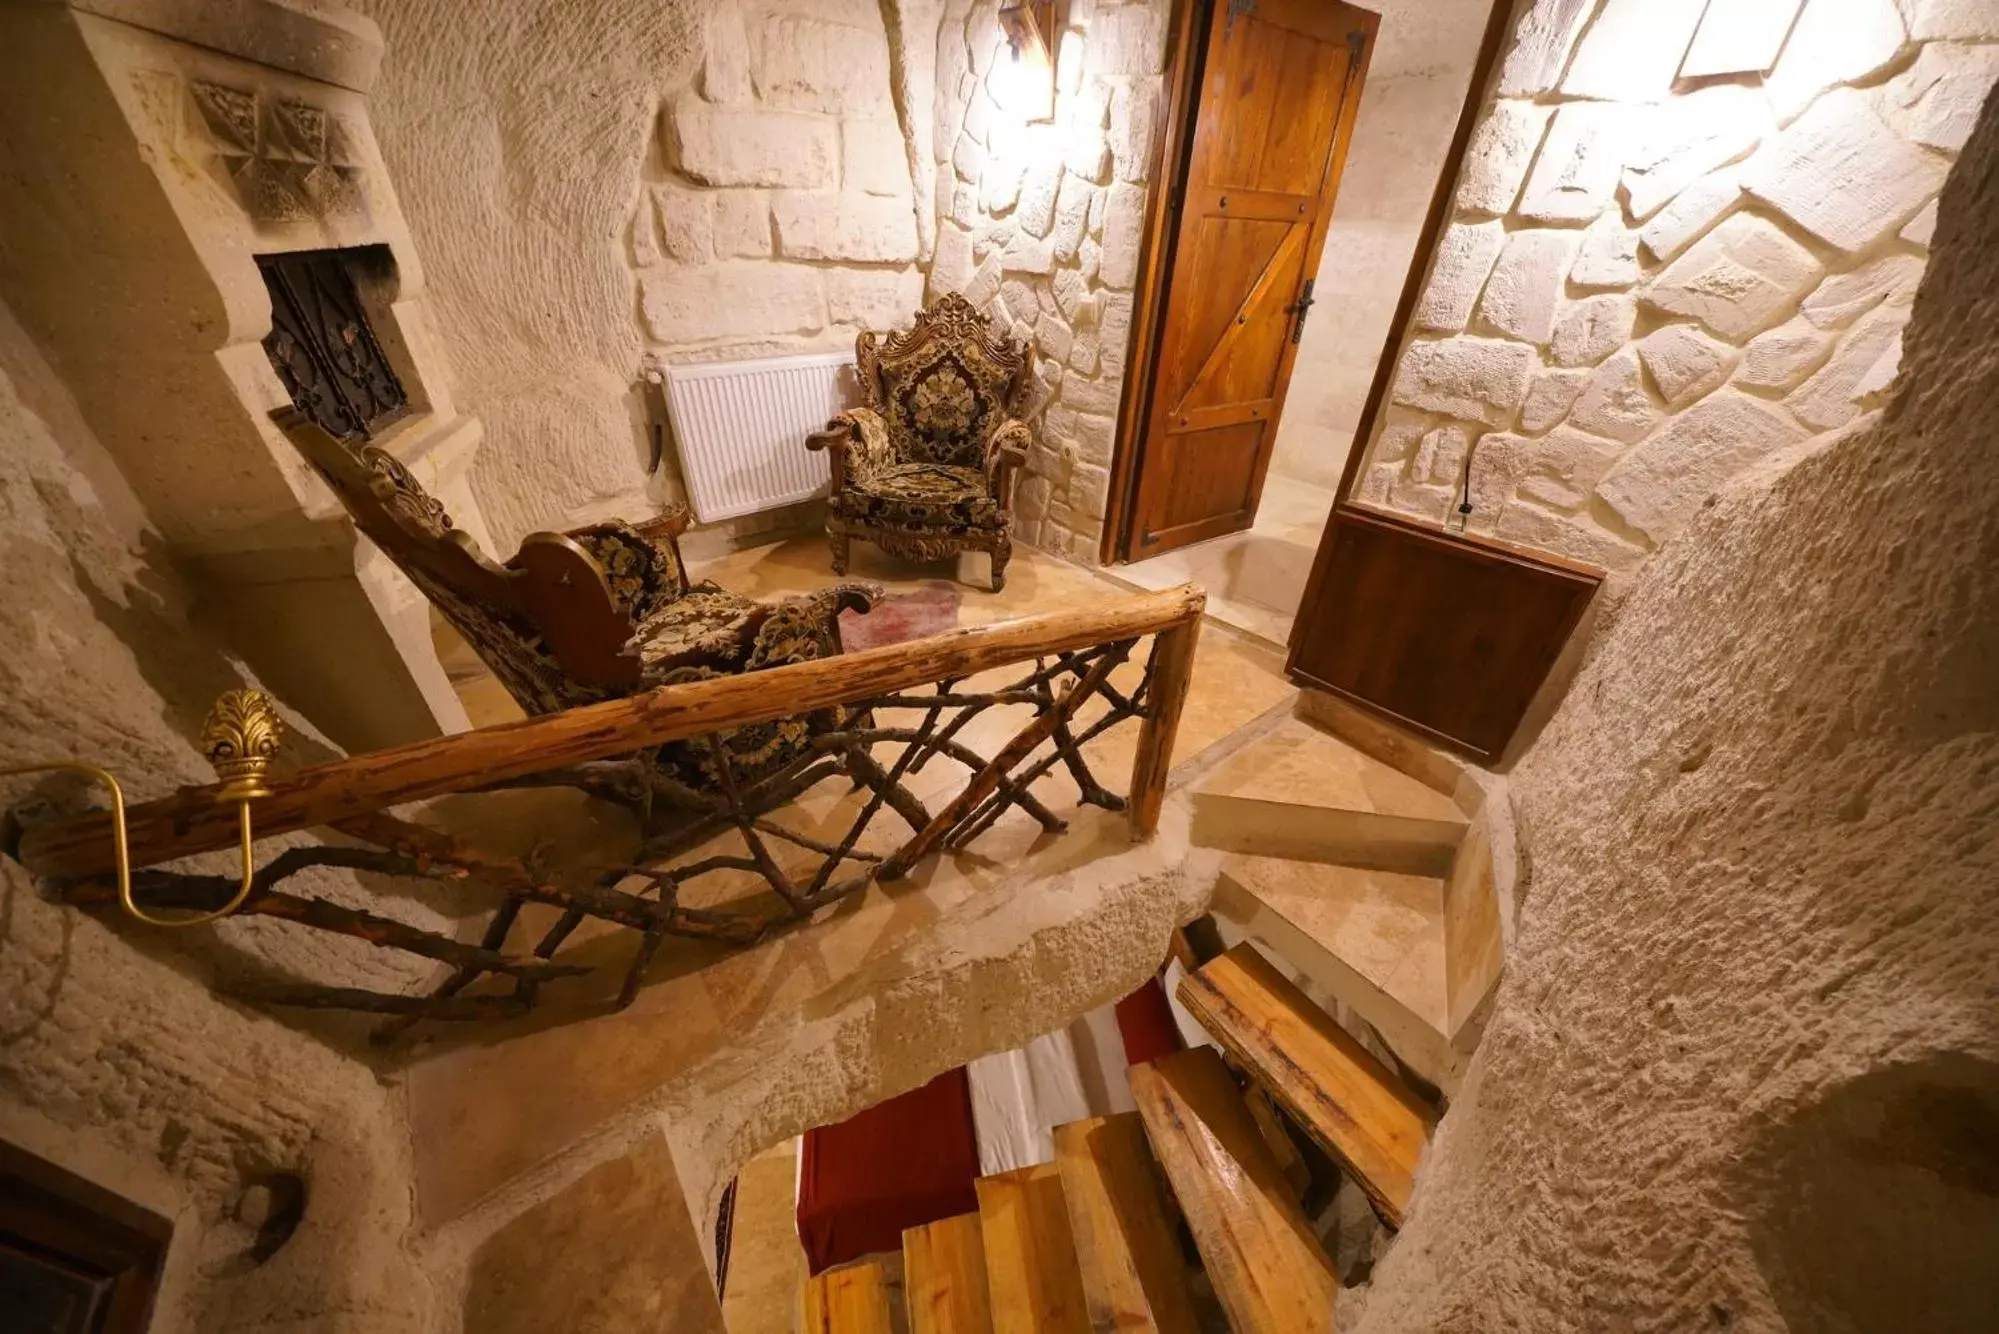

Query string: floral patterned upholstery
276 411 879 791
569 521 688 621
808 293 1036 591
834 462 998 531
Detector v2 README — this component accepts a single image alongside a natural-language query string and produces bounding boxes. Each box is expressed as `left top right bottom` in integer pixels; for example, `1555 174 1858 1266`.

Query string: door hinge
1287 278 1318 345
1225 0 1257 40
1347 29 1367 68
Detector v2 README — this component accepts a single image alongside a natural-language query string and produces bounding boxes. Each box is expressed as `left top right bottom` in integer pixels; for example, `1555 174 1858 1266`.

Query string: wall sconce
998 1 1060 64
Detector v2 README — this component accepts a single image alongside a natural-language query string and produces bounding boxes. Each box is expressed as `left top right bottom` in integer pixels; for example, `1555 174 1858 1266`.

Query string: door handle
1286 279 1317 345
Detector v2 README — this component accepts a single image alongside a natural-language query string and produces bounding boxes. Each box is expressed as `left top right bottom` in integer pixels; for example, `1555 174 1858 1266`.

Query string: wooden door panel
1209 18 1353 196
1171 221 1303 414
1139 421 1267 542
1163 216 1292 404
1287 507 1602 762
1124 0 1377 559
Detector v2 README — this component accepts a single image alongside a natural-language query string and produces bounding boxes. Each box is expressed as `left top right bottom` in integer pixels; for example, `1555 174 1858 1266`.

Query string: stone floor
1106 476 1335 647
414 535 1295 1227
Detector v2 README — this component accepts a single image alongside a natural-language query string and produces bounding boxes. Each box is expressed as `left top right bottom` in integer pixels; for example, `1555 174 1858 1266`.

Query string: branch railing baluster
7 586 1205 1040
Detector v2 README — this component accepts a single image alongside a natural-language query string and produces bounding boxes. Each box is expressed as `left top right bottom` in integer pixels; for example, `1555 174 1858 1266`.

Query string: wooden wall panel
1287 507 1601 763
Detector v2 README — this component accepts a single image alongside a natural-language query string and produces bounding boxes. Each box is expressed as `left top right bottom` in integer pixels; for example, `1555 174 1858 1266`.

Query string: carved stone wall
1268 0 1493 492
0 293 439 1334
1349 0 1998 577
929 0 1172 563
1348 80 1999 1332
0 0 494 751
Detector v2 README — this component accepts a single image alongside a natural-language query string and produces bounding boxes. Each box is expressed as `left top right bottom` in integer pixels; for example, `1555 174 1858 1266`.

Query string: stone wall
1350 0 1999 576
0 295 438 1334
1269 0 1492 492
1347 81 1999 1333
631 0 926 427
928 0 1171 562
349 0 941 552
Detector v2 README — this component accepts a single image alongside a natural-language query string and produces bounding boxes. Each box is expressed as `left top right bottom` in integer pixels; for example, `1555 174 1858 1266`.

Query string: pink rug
838 580 963 652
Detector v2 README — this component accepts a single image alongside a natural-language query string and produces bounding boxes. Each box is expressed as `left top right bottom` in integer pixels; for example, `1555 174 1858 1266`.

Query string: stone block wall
1268 0 1494 493
929 0 1172 563
1350 0 1999 575
631 2 925 371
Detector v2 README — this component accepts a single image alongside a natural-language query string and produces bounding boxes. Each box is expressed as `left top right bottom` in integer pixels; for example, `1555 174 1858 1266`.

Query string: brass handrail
1 689 280 927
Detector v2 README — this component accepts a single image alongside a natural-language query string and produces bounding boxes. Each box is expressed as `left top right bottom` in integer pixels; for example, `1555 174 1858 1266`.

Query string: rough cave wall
929 0 1172 563
349 0 946 551
0 296 440 1333
1348 81 1999 1334
1350 0 1998 576
1268 0 1492 493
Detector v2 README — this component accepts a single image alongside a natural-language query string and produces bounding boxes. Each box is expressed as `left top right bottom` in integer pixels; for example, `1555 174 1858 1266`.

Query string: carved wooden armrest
508 532 643 689
983 417 1033 497
628 503 692 542
807 407 894 488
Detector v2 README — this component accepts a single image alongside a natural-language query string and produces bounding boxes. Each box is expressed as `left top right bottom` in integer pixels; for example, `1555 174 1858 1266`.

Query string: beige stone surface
1349 0 1978 569
1478 229 1580 345
1219 858 1450 1033
1558 0 1707 102
1413 221 1506 333
719 1140 806 1334
1391 337 1536 426
1744 90 1949 254
409 537 1293 1225
0 291 438 1333
1196 719 1466 828
1645 214 1824 343
1349 95 1999 1334
931 0 1172 562
464 1132 724 1333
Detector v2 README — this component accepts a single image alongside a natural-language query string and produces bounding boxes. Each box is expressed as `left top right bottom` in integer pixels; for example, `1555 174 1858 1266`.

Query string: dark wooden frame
1286 507 1601 764
1099 0 1207 564
0 1141 172 1334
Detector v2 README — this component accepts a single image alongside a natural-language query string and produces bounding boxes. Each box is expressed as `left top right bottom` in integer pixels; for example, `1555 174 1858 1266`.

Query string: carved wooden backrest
278 412 641 714
859 293 1031 469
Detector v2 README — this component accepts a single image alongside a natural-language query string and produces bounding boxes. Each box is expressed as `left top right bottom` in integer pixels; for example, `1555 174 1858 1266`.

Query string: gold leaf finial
202 688 283 802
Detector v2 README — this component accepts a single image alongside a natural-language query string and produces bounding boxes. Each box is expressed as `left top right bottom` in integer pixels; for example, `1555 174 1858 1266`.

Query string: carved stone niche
0 0 493 749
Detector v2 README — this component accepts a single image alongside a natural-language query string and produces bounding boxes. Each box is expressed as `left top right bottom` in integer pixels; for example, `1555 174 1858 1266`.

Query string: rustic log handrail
18 585 1206 882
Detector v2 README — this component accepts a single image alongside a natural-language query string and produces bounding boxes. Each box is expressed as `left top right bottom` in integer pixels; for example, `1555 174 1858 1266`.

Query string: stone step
1189 717 1467 874
1178 945 1435 1228
1051 1114 1201 1334
1211 856 1460 1088
903 1213 993 1334
804 1257 896 1334
975 1163 1092 1334
1129 1047 1338 1334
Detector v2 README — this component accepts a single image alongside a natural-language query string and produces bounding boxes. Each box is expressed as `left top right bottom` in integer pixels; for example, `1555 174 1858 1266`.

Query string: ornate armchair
280 411 880 742
807 293 1034 591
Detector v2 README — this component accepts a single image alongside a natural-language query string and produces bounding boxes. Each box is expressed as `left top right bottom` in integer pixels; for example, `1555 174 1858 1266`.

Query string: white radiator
661 350 852 524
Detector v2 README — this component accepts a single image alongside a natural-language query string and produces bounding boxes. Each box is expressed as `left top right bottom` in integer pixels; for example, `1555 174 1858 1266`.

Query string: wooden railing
14 586 1205 1041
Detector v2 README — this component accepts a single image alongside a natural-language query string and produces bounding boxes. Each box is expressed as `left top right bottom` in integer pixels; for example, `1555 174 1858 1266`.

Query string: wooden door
1123 0 1376 559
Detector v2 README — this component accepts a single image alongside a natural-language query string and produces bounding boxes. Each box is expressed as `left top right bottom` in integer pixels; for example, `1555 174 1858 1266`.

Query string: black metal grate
257 248 408 441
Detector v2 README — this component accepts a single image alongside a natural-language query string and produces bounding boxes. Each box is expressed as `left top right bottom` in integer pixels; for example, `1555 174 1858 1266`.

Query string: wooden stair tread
1179 943 1435 1227
1130 1047 1337 1334
1052 1114 1201 1334
904 1213 993 1334
975 1163 1092 1334
804 1258 895 1334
